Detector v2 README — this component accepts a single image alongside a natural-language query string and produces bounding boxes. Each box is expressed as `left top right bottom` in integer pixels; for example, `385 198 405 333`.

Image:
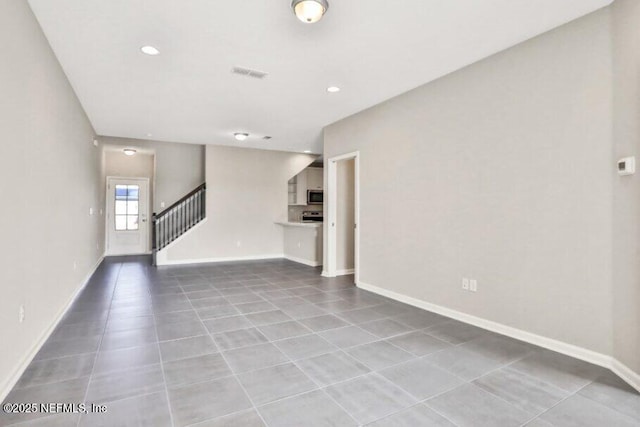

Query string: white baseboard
0 254 105 402
105 251 152 256
358 280 640 393
284 255 322 267
321 268 354 277
611 358 640 393
157 253 285 266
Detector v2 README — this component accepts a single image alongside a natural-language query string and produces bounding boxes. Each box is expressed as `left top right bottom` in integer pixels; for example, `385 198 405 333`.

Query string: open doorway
325 151 360 283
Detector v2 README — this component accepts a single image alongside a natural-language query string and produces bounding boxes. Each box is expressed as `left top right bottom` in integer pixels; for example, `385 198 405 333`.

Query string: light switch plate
470 280 478 292
462 278 469 290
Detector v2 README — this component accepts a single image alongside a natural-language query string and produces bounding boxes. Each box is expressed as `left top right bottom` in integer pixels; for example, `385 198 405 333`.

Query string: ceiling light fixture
234 133 249 141
123 148 137 156
304 150 312 153
291 0 329 24
140 45 160 55
327 86 341 93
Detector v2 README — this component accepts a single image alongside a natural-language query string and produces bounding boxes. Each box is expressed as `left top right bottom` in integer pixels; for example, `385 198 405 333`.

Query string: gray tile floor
2 256 639 426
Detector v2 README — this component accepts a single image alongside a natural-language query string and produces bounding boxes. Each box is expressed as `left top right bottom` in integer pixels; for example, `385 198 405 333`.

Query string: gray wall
324 9 615 357
611 0 640 374
162 145 316 263
99 136 204 213
0 0 103 395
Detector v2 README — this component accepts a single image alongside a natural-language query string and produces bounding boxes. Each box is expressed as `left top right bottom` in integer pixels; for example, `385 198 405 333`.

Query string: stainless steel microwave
307 190 323 205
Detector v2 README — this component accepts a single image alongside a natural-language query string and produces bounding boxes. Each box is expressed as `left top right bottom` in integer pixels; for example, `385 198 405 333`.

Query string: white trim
284 255 322 267
0 255 105 402
105 251 153 256
335 268 355 276
358 280 640 393
156 254 284 266
326 151 360 283
611 358 640 393
321 270 333 277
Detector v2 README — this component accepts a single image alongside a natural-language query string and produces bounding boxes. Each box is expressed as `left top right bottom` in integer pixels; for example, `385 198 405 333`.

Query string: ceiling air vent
231 66 268 80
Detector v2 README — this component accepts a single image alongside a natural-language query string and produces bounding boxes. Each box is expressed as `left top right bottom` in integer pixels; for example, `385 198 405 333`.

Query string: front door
106 177 150 255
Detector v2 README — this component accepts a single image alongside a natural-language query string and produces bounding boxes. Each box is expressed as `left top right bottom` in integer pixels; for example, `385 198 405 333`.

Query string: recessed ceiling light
327 86 341 93
123 148 137 156
304 150 312 153
146 133 153 137
140 46 160 56
234 133 249 141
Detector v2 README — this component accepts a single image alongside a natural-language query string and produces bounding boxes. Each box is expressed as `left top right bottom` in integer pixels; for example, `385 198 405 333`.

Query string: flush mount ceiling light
291 0 329 24
123 148 137 156
140 45 160 55
327 86 341 93
304 150 312 153
234 132 249 141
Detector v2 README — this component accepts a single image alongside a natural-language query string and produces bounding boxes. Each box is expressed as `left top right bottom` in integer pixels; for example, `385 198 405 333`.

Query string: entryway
105 177 150 255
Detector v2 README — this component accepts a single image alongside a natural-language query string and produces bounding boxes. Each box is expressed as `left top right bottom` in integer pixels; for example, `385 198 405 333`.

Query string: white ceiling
28 0 612 154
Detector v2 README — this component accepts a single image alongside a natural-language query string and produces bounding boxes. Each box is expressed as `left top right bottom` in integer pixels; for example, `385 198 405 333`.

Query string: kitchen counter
276 221 323 228
276 222 323 267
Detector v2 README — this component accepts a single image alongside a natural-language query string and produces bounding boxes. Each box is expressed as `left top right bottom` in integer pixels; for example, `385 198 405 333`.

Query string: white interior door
106 177 150 255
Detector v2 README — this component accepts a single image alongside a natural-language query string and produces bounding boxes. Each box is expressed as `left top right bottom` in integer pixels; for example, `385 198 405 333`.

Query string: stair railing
152 183 206 264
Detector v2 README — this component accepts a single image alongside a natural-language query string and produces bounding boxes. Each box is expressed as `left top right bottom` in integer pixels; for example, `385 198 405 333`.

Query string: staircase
152 183 206 264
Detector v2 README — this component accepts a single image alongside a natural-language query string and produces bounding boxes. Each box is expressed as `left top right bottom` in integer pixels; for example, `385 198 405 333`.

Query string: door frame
324 151 360 283
105 176 151 255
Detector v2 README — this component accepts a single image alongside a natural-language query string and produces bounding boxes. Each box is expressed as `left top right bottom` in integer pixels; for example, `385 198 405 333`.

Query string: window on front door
114 184 140 231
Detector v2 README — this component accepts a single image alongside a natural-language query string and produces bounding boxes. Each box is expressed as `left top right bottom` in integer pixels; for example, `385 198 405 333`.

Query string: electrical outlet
19 305 25 323
89 207 94 215
160 202 166 208
236 241 241 248
73 261 77 271
462 278 469 290
470 279 478 292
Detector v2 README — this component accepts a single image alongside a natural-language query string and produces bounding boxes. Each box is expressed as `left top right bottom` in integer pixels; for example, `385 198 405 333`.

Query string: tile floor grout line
75 262 122 427
184 286 272 427
149 267 181 427
576 387 640 424
516 379 594 427
265 332 362 427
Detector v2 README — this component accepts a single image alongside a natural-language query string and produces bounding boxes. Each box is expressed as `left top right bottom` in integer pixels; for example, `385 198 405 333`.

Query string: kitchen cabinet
288 171 307 206
288 167 323 205
307 167 323 190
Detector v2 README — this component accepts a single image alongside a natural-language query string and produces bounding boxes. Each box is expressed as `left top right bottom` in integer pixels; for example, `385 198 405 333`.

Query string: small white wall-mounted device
618 157 635 176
